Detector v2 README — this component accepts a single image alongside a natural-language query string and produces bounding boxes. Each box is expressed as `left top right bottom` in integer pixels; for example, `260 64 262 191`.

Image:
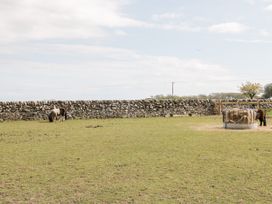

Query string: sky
0 0 271 101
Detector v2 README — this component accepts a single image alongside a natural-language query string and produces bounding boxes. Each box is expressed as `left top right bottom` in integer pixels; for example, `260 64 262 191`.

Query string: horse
256 109 267 126
48 107 67 122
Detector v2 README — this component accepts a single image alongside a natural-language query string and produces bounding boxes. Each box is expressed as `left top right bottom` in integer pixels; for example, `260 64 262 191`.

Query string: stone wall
0 100 216 121
1 99 271 121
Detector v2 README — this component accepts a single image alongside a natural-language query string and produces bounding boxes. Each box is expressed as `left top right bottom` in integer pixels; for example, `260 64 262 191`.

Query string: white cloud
226 38 272 43
0 0 147 41
145 22 199 32
114 30 128 36
152 12 183 21
208 22 249 34
259 29 271 37
265 4 272 11
0 43 235 100
154 23 202 32
150 11 204 32
243 0 256 5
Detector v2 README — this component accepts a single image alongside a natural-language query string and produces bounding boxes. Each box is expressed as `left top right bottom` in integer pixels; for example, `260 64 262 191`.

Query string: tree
239 82 263 99
263 83 272 99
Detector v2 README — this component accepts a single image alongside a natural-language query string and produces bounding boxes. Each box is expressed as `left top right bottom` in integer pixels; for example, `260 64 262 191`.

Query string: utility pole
171 81 175 96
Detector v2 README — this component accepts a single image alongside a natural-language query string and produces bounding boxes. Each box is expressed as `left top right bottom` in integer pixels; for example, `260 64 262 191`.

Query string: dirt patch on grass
194 124 272 132
85 125 103 128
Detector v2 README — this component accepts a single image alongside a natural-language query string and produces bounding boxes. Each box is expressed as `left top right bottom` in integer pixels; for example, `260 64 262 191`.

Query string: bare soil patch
194 124 272 132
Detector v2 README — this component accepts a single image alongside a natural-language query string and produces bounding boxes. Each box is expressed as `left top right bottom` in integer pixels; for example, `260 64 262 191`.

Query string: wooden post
257 100 260 109
219 100 222 115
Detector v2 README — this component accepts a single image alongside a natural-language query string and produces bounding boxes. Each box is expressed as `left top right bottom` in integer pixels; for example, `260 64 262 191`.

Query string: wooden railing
215 100 272 115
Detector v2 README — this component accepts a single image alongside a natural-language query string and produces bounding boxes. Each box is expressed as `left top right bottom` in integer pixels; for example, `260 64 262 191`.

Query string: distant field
1 117 272 203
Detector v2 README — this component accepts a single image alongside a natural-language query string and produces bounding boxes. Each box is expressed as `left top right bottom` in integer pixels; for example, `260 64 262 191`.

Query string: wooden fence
215 100 272 115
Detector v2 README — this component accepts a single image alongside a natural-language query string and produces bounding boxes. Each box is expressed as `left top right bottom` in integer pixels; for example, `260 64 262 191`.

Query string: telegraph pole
171 81 175 96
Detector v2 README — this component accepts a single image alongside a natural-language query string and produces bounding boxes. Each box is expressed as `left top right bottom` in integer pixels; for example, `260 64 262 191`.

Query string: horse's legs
260 118 263 126
53 113 58 122
263 116 267 126
49 112 55 122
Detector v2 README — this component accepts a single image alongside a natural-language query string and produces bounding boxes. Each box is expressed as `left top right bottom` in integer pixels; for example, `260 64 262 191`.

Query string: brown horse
256 109 267 126
48 107 67 122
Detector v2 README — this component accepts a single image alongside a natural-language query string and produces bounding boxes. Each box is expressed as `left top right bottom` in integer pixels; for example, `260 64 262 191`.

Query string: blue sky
0 0 271 101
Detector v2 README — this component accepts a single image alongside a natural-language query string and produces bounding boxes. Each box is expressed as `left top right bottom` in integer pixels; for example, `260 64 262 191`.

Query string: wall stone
0 99 216 121
1 99 271 121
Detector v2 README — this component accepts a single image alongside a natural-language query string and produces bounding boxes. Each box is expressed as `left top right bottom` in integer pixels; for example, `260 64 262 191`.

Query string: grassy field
1 117 272 203
267 110 272 117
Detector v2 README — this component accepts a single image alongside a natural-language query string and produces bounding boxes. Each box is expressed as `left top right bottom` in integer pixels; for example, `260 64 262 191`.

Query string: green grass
267 110 272 117
1 117 272 203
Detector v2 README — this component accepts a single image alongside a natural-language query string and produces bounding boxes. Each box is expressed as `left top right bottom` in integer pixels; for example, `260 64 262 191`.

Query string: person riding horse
48 106 67 122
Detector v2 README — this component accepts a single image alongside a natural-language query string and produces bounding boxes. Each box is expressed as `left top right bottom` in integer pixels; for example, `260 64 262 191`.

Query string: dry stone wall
0 100 216 121
1 99 271 121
